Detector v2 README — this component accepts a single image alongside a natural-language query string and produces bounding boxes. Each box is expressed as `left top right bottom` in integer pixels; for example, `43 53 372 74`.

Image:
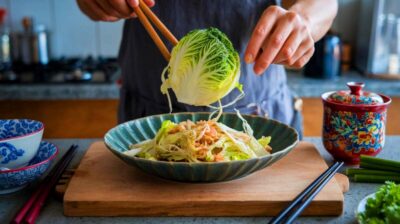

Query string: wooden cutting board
63 141 346 217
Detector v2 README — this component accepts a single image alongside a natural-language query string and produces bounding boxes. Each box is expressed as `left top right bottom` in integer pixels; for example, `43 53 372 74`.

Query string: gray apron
118 0 303 138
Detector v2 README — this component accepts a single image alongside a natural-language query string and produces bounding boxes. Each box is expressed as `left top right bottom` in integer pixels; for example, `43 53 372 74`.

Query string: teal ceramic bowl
104 112 299 182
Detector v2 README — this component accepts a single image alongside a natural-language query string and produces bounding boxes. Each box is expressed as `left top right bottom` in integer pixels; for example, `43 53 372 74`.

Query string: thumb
126 0 139 8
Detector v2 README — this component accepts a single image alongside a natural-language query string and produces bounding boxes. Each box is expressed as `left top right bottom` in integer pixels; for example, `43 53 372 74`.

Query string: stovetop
0 56 120 84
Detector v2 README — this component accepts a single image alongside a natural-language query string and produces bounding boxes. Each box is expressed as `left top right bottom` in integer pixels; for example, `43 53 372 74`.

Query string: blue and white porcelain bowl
0 141 58 194
0 119 44 169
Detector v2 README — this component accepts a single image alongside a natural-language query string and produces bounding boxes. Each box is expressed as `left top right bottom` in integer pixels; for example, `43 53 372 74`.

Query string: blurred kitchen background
0 0 399 138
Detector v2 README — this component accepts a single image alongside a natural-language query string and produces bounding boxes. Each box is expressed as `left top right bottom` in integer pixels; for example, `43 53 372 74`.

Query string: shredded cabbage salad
125 115 272 162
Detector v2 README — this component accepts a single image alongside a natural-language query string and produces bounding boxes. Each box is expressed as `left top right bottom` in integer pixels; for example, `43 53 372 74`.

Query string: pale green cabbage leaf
161 28 242 109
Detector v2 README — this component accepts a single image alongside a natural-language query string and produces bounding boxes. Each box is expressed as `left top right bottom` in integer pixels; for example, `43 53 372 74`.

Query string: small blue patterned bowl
0 141 58 194
0 119 44 169
105 112 299 182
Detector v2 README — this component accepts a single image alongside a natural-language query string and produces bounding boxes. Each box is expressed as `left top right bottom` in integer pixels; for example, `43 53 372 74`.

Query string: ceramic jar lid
327 82 384 105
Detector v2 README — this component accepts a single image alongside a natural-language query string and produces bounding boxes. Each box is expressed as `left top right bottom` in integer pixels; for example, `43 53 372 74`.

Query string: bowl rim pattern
0 141 58 174
104 112 299 165
0 119 45 142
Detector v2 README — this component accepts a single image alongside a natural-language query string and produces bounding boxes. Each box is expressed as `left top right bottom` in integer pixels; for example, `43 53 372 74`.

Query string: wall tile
52 0 97 58
98 21 124 57
0 0 7 7
3 0 363 58
9 0 52 32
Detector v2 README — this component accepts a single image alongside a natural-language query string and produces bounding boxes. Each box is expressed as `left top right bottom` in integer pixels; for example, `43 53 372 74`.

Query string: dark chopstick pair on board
269 161 344 224
11 144 79 224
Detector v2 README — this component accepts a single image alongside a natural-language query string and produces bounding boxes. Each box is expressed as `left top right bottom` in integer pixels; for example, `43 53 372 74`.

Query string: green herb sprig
358 182 400 224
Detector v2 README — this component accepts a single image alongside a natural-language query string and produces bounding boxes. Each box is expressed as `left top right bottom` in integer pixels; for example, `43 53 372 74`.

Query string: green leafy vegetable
358 182 400 224
161 28 242 109
155 120 176 142
258 136 272 148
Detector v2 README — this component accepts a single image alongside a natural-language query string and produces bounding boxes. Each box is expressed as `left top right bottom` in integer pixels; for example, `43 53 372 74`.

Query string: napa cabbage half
161 28 242 107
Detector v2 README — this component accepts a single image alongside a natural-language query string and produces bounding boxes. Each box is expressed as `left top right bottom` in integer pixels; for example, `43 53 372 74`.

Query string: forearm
288 0 338 41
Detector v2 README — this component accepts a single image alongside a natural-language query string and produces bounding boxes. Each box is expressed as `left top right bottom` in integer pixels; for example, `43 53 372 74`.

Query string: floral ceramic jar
322 82 391 164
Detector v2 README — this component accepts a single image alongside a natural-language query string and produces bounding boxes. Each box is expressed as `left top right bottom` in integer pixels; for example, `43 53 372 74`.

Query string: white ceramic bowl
0 119 44 169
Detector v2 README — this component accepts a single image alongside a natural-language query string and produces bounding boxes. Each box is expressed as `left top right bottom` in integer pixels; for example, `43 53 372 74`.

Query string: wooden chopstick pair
268 161 344 224
11 144 79 224
132 0 178 61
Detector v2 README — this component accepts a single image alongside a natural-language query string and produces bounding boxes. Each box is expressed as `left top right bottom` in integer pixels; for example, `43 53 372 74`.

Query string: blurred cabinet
0 100 118 138
0 98 399 138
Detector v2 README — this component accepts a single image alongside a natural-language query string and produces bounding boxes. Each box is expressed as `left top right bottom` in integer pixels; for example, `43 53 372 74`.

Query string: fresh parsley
358 182 400 224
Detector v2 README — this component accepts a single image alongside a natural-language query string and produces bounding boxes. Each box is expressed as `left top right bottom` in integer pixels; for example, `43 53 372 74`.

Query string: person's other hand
77 0 155 22
244 6 315 75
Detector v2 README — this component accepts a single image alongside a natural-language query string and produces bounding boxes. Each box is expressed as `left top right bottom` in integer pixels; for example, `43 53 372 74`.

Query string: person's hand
77 0 155 22
244 6 315 75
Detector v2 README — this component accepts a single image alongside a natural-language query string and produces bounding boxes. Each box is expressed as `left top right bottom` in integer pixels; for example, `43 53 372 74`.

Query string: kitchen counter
287 70 400 97
2 70 400 100
2 136 400 224
0 83 120 100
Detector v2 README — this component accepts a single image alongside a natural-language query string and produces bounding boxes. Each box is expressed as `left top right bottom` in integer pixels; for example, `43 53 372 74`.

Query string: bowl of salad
104 112 299 182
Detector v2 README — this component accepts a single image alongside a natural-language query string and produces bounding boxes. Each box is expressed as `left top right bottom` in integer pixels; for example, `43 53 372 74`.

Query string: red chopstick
24 145 77 224
11 144 78 224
